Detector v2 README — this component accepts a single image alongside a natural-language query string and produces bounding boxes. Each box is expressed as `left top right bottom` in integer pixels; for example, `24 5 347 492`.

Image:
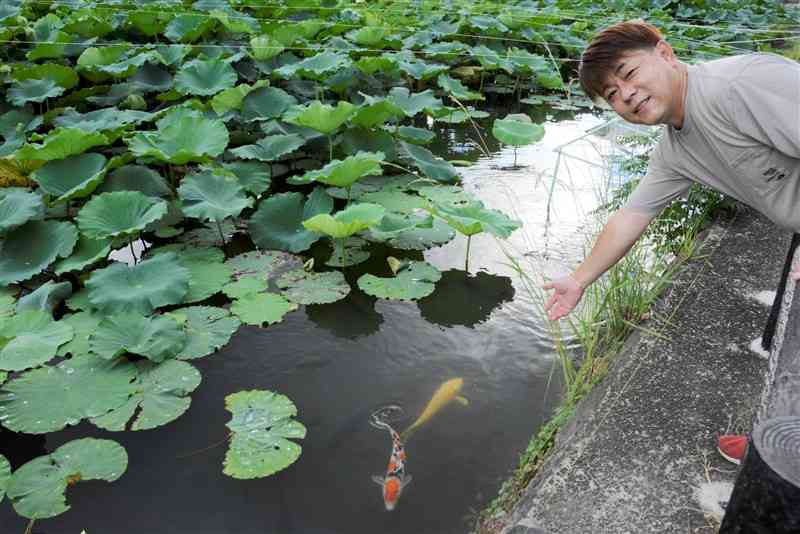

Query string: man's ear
655 39 677 64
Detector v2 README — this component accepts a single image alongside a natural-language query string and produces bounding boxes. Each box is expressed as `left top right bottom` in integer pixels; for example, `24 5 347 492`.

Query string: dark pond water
0 107 618 534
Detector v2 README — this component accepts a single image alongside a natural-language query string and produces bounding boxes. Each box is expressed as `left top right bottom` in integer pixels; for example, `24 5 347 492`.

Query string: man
542 20 800 464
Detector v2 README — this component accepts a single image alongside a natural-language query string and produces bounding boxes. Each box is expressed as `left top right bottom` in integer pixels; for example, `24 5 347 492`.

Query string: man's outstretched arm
543 208 655 321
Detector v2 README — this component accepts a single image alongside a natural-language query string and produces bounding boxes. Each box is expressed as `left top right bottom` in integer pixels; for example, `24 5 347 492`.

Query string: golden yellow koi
400 378 468 441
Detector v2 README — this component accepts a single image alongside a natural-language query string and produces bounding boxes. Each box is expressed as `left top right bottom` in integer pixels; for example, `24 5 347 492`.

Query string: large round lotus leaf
175 57 238 96
248 189 333 253
0 188 44 234
91 359 201 431
149 244 233 303
77 191 168 239
224 390 306 479
276 51 349 80
0 310 73 371
283 100 356 135
229 134 305 162
359 190 428 214
225 250 303 283
399 141 460 184
0 220 78 284
12 63 79 89
231 293 297 326
165 13 215 42
53 107 152 133
56 311 103 357
90 312 186 362
437 73 484 101
242 87 297 122
0 354 137 434
86 252 190 314
492 115 545 146
6 438 127 519
367 213 431 242
15 128 109 162
386 218 456 250
97 165 171 197
0 454 9 503
31 153 107 203
166 306 240 360
295 151 385 188
210 80 269 114
339 127 396 162
53 235 111 275
393 126 435 144
127 108 229 164
276 269 350 305
350 98 404 129
249 35 284 61
222 161 271 195
16 281 72 314
357 261 442 301
7 79 66 106
178 171 253 222
417 185 475 205
222 277 267 300
303 203 386 239
428 200 521 238
387 87 443 117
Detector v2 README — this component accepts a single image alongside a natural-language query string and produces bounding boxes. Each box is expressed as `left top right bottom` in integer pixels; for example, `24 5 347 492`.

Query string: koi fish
371 416 412 511
400 378 468 441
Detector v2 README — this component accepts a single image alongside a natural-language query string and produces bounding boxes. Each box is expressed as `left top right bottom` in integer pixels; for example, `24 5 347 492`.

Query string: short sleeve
623 145 693 217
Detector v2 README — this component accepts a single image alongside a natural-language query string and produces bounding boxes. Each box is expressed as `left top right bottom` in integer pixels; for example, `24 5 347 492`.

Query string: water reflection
417 270 514 328
305 291 384 340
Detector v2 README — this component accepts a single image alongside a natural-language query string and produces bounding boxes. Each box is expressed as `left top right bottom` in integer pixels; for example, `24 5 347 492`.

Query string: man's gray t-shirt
624 53 800 230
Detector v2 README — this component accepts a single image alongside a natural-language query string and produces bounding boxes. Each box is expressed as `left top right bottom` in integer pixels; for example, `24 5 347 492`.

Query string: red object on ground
717 434 748 465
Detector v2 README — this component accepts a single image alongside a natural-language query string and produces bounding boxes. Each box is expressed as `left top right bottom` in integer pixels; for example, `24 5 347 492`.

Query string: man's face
601 41 681 126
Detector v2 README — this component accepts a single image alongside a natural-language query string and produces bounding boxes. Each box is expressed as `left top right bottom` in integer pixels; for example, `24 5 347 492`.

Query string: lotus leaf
86 252 190 314
366 213 430 242
6 438 127 519
32 153 107 202
276 269 350 305
250 35 284 60
98 165 171 198
0 188 44 234
359 191 428 214
387 87 443 117
56 311 103 357
242 87 298 122
350 98 404 129
385 218 456 250
355 56 399 76
417 185 475 205
127 108 229 164
428 201 521 238
0 287 15 320
399 142 460 183
210 9 258 33
283 100 356 135
16 281 72 314
231 293 297 326
90 312 186 362
76 45 128 69
295 152 384 188
130 63 174 93
348 26 390 46
211 80 269 114
178 171 253 222
175 57 238 96
222 161 271 195
7 79 66 106
426 41 469 57
0 220 78 284
302 203 386 239
28 15 68 61
393 126 435 144
0 310 73 371
471 45 515 74
91 359 201 431
433 108 490 124
53 107 152 133
358 261 442 300
0 0 22 22
0 110 42 157
492 114 545 146
230 134 305 162
226 250 303 283
165 13 216 42
248 189 333 253
65 288 94 313
437 74 484 101
166 306 240 360
77 191 167 239
276 52 349 80
224 390 306 479
149 244 233 303
0 454 8 503
15 128 109 161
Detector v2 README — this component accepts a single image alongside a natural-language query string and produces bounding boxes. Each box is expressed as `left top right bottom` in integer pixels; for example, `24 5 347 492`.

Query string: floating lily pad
178 171 253 222
399 141 460 183
294 151 385 188
53 235 111 275
248 189 333 253
283 100 356 135
56 311 103 357
175 57 238 96
0 220 78 284
0 354 137 434
225 250 303 283
0 188 44 234
230 134 305 162
166 306 241 360
86 252 190 314
16 281 72 314
0 310 73 371
32 153 107 203
222 277 267 299
231 293 297 326
357 261 442 300
302 203 386 239
6 438 127 519
149 244 233 303
77 191 167 240
276 269 350 305
91 359 201 431
224 390 306 479
90 312 186 362
127 108 229 164
428 200 521 238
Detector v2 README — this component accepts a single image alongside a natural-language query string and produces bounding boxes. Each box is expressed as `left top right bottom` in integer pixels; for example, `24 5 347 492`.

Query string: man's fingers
543 293 557 312
542 281 554 290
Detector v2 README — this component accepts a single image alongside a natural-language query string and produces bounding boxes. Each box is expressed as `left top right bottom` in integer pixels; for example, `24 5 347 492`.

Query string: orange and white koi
371 416 412 511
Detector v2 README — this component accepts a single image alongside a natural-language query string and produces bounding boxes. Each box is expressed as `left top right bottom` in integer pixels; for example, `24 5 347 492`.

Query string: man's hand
542 275 585 321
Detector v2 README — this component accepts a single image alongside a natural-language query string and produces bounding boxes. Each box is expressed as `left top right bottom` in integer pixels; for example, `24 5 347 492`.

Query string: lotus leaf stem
327 134 333 162
465 234 472 272
449 96 490 158
215 220 226 246
514 147 518 169
25 519 35 534
128 237 138 264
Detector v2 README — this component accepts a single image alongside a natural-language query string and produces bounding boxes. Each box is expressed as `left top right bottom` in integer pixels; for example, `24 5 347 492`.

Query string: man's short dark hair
579 20 664 102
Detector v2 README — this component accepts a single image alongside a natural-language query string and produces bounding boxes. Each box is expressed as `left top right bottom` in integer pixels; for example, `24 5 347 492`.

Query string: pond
0 107 616 534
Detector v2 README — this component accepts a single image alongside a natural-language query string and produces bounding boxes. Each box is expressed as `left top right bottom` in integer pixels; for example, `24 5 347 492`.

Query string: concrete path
497 206 792 534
